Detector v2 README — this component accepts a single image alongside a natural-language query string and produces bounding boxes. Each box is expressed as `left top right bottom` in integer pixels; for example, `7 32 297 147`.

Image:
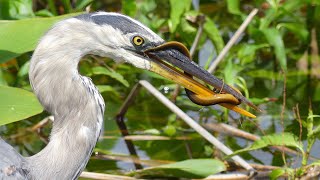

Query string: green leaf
163 125 176 137
75 0 93 10
34 9 54 17
169 0 192 33
132 159 226 178
226 133 304 159
238 44 269 65
0 12 83 63
92 67 129 87
0 0 34 20
0 69 7 86
0 86 43 126
277 23 308 42
122 0 137 17
226 0 243 15
270 168 292 180
203 18 224 53
61 0 72 13
17 61 30 78
96 85 120 97
262 28 287 71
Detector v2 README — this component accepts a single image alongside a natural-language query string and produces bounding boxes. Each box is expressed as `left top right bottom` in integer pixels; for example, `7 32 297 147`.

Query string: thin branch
204 123 306 158
115 83 143 170
94 154 172 167
280 72 287 167
207 9 258 73
138 80 254 171
80 171 135 180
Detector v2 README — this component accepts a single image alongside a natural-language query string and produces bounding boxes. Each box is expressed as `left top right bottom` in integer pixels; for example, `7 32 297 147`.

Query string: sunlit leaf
262 28 287 71
0 12 83 63
203 18 224 53
0 86 43 126
132 159 226 178
169 0 192 33
92 67 129 87
226 133 304 159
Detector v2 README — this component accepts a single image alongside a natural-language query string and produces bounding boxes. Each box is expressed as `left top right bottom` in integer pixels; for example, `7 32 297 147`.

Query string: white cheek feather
79 126 91 141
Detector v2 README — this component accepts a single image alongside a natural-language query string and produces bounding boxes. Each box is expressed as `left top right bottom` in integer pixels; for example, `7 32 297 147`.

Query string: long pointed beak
144 42 260 118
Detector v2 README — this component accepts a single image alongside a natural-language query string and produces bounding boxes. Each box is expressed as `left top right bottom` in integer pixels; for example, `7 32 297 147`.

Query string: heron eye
132 36 144 46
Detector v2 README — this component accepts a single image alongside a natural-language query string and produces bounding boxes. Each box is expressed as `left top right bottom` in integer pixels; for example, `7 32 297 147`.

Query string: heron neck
27 33 105 179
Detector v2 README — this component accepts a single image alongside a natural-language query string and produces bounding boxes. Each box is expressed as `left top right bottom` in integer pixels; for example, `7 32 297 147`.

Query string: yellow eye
132 36 144 46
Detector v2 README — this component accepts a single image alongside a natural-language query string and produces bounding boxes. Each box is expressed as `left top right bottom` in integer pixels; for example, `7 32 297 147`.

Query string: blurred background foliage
0 0 320 178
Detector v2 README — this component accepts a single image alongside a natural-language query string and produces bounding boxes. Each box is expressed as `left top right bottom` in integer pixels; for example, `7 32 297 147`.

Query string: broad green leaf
226 0 243 15
0 86 43 126
92 67 129 87
226 133 304 159
132 159 226 178
262 28 287 71
169 0 192 33
122 0 137 17
203 18 224 53
0 12 83 63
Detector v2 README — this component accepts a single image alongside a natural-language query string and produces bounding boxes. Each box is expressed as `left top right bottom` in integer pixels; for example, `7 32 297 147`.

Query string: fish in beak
143 42 260 118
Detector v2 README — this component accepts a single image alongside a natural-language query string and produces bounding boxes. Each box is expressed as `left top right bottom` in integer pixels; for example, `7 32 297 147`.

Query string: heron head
73 12 259 116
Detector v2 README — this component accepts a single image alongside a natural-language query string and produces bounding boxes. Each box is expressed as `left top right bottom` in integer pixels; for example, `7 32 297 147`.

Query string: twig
204 123 303 157
280 73 287 166
94 154 172 167
80 171 135 180
30 116 54 132
293 104 302 144
207 9 258 73
116 83 143 170
138 80 254 171
204 173 248 180
190 15 205 56
123 135 192 141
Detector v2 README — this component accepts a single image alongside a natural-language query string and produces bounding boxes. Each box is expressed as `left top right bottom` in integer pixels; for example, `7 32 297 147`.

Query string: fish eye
132 36 144 46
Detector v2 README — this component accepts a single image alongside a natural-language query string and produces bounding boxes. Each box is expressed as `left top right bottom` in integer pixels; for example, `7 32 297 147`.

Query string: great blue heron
0 12 258 179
